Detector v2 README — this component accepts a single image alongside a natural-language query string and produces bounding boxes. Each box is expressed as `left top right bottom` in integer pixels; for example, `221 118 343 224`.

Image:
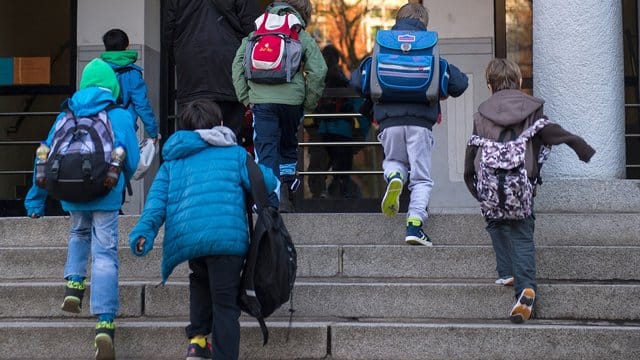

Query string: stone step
3 281 639 321
2 245 639 281
4 212 639 247
0 320 328 360
0 319 638 359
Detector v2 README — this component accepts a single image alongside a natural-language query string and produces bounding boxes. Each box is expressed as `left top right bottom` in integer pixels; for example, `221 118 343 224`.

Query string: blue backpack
353 30 449 103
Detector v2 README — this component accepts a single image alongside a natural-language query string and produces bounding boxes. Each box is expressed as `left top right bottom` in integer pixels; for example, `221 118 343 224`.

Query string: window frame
0 0 77 96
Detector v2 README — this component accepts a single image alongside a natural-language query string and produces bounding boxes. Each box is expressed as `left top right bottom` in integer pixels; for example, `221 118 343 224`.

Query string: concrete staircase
2 185 640 359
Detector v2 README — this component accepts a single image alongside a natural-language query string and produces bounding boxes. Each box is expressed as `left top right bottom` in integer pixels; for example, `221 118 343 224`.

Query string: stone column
533 0 625 179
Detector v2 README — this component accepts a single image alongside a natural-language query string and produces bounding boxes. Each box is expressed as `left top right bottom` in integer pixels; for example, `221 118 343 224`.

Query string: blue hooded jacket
101 50 159 138
374 18 469 131
24 87 140 215
128 127 277 283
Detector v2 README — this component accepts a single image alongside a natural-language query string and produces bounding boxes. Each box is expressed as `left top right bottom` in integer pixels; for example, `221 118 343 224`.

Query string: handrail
0 112 60 116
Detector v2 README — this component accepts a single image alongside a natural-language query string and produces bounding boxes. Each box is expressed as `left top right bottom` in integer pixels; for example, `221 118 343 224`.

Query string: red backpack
243 10 303 84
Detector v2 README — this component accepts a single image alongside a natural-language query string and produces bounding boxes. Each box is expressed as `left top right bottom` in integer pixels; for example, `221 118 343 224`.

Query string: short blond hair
283 0 312 24
396 3 429 27
485 58 522 92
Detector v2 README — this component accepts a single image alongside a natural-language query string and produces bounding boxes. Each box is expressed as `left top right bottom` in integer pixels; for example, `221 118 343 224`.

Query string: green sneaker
95 321 115 360
381 172 403 217
61 279 86 314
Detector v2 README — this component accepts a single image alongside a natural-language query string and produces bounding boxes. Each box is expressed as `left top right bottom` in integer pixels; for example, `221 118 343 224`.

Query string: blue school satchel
366 30 449 103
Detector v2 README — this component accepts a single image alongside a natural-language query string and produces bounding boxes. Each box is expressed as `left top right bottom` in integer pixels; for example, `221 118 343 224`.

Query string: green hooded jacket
232 4 327 113
100 50 138 67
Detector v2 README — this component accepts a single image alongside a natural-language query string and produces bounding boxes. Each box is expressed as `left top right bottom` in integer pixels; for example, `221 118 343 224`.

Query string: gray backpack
467 118 551 219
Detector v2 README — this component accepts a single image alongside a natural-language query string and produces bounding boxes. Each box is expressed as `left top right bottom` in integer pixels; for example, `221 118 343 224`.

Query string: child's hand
131 236 152 256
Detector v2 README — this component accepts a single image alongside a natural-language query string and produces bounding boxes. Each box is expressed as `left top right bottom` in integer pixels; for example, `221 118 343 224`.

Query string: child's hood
478 89 544 127
392 18 427 32
100 50 139 67
67 87 117 117
268 3 306 27
162 126 237 161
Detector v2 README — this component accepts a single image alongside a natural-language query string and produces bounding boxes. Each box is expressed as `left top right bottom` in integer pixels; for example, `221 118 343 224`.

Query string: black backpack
44 108 116 202
240 156 297 345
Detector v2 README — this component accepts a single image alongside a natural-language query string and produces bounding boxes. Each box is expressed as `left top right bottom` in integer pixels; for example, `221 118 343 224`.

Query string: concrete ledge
536 179 640 213
0 320 328 359
0 245 339 280
2 245 638 281
0 282 143 318
142 282 640 321
5 212 639 247
331 322 640 359
341 245 640 280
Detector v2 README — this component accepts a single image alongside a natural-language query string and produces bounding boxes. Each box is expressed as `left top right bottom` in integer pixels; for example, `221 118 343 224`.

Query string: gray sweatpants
378 125 435 222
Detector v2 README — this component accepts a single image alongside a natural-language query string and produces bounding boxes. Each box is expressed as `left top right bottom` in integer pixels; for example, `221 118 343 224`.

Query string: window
623 0 639 178
0 0 76 214
495 0 532 92
0 0 77 95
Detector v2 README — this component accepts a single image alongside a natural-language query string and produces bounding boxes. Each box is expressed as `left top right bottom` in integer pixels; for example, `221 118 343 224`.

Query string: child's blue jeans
64 210 120 316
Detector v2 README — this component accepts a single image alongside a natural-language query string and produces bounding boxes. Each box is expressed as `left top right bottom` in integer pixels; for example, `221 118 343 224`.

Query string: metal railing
0 111 56 176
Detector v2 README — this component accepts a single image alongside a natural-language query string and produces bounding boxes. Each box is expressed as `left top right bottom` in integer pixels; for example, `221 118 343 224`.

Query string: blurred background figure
307 44 368 199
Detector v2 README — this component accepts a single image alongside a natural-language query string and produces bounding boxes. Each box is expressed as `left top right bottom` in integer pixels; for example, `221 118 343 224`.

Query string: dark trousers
217 101 246 139
485 216 536 297
185 255 244 360
252 103 304 208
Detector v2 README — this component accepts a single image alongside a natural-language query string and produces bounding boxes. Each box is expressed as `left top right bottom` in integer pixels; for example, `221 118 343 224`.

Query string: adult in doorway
165 0 261 137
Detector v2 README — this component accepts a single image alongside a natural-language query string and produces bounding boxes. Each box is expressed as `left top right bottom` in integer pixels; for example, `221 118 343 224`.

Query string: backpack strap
245 155 270 211
243 155 271 345
112 67 137 108
519 118 551 142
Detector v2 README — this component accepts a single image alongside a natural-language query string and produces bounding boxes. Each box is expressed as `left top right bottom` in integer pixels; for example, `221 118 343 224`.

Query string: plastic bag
133 138 157 180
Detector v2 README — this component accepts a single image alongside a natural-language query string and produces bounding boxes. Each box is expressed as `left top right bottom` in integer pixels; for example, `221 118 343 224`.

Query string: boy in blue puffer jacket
101 28 159 142
129 99 277 360
24 58 140 360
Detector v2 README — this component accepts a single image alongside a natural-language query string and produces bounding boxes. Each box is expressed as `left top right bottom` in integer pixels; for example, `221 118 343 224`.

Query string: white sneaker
495 277 514 286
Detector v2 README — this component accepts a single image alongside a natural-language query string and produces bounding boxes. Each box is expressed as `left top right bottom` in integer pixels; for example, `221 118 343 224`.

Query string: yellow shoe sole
61 296 81 314
95 333 115 360
381 178 403 217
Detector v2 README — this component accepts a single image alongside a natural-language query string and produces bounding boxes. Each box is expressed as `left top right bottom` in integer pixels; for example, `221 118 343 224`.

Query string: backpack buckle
50 159 60 178
81 158 92 178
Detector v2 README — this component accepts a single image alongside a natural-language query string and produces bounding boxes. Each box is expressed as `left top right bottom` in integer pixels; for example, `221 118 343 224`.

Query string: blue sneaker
381 172 403 217
186 340 212 360
405 218 432 246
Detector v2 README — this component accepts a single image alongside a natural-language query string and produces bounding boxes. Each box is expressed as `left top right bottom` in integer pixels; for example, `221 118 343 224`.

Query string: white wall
426 0 494 39
533 0 625 179
77 0 145 46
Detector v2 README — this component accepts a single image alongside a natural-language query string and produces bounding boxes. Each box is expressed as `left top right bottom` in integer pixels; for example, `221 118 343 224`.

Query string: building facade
0 0 637 215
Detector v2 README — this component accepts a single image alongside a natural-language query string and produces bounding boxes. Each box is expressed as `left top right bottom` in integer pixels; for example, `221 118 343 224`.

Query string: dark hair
178 99 223 131
102 29 129 51
283 0 312 23
322 45 341 69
